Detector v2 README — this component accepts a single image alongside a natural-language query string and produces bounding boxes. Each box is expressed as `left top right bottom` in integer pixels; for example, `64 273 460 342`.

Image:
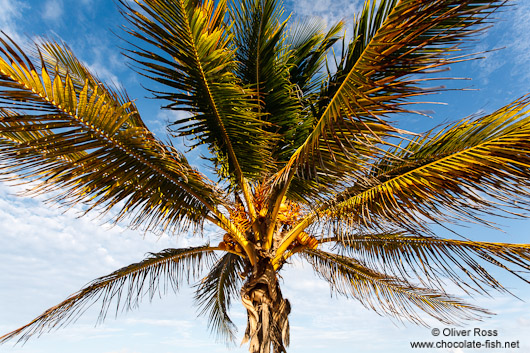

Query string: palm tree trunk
241 259 290 353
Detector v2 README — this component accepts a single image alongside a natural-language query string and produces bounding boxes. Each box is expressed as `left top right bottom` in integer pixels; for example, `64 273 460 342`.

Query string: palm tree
1 0 530 351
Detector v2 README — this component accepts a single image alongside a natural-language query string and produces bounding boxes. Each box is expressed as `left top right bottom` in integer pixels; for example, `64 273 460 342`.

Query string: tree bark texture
241 260 290 353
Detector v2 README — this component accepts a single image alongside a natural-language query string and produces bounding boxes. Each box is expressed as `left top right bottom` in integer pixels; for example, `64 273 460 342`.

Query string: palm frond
325 232 530 294
195 252 246 343
0 36 223 234
230 0 303 166
35 39 112 90
274 0 504 202
285 20 344 95
324 96 530 233
118 0 273 188
268 19 345 165
0 245 217 344
300 248 490 325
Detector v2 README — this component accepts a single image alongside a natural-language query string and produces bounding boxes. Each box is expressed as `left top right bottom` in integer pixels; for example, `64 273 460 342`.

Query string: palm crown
1 0 530 352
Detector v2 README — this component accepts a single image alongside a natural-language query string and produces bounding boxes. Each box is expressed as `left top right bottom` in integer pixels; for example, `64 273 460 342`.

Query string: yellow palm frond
0 36 224 234
326 97 530 233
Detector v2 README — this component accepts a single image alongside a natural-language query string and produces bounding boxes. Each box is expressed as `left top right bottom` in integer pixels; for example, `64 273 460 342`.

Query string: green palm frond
0 246 217 344
230 0 302 165
300 248 490 325
0 36 223 234
275 0 504 202
195 252 246 343
118 0 273 187
230 0 287 90
325 232 530 294
285 20 344 95
323 96 530 233
269 19 345 165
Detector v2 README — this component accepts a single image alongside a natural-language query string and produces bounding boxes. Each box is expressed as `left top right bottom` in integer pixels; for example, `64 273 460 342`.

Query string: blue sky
0 0 530 352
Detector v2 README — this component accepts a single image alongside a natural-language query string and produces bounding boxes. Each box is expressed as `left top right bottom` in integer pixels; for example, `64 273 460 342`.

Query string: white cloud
289 0 362 29
518 317 530 327
153 110 186 138
0 0 27 43
0 181 225 352
42 0 64 22
124 318 194 330
475 1 530 84
510 1 530 76
87 61 121 86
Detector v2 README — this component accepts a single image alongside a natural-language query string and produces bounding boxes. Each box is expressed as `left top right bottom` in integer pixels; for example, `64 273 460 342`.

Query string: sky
0 0 530 353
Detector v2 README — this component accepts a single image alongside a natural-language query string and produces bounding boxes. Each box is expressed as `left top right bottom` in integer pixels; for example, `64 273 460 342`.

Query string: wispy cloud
510 1 530 78
42 0 64 22
475 1 530 85
86 61 121 86
0 180 222 351
124 318 194 330
0 0 28 43
288 0 362 28
63 32 129 90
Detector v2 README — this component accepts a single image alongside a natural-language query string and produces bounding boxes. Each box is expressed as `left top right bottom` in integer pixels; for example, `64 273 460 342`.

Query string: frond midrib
0 60 226 219
176 0 258 222
335 112 530 212
273 0 401 182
